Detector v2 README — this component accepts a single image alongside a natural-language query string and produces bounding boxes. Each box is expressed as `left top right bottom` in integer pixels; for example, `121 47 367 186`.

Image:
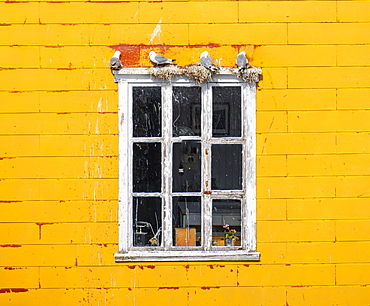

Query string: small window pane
133 87 161 137
173 87 201 137
173 141 201 192
172 197 201 247
211 144 242 190
212 199 241 246
133 197 162 247
212 87 241 137
133 143 161 192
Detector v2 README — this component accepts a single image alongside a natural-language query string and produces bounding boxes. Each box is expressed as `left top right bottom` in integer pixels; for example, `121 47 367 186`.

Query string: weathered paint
0 0 370 305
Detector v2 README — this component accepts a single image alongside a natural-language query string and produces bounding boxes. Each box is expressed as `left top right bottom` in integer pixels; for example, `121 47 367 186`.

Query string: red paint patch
47 90 69 93
0 245 22 248
145 265 155 269
127 265 136 269
285 264 291 266
208 265 214 269
0 288 28 293
110 43 246 67
56 113 70 115
158 287 179 290
4 267 22 270
201 287 220 290
0 24 11 26
44 45 63 48
0 157 15 160
243 264 250 267
128 287 132 291
35 223 54 227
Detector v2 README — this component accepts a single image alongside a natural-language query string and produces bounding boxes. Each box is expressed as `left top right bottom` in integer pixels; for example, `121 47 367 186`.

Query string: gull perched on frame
110 51 122 70
236 51 250 71
200 51 218 72
149 51 176 65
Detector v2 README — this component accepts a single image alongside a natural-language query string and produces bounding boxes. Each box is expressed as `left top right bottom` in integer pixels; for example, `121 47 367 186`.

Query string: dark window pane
172 197 201 247
212 87 241 137
133 197 162 247
212 199 241 246
173 141 201 192
211 144 242 190
173 87 201 137
133 143 161 192
133 87 161 137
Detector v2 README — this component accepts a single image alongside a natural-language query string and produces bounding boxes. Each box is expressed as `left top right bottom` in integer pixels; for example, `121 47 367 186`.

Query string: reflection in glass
212 87 241 137
133 143 161 192
172 197 201 247
133 87 161 137
173 141 201 192
133 197 162 247
173 87 201 137
211 144 242 190
212 199 241 246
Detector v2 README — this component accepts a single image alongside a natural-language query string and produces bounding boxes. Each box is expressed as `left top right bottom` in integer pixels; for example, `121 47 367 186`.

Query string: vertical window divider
162 84 172 250
244 82 257 251
202 83 212 251
118 81 130 252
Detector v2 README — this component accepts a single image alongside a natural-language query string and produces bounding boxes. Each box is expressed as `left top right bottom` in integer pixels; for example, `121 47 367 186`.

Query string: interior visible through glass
133 197 162 247
212 199 241 246
172 197 201 247
212 86 241 137
172 141 201 192
133 87 162 137
173 86 201 137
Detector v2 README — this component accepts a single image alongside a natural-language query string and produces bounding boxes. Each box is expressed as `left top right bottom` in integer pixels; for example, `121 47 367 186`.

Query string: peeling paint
148 19 162 44
0 289 28 294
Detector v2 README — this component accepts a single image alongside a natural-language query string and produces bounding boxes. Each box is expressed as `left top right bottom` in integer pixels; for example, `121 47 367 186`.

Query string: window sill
114 250 260 262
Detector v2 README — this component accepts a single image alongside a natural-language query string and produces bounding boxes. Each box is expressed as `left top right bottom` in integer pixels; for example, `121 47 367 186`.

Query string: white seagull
236 51 250 70
110 51 122 69
149 51 176 65
200 51 218 72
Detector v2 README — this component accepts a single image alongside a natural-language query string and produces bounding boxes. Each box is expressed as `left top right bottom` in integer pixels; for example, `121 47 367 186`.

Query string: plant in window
222 224 238 245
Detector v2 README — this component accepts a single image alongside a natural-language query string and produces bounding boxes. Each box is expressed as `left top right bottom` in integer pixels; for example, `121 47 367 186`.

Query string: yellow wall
1 0 370 305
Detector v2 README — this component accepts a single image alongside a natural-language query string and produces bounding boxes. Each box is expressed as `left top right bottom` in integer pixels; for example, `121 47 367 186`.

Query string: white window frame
114 68 259 262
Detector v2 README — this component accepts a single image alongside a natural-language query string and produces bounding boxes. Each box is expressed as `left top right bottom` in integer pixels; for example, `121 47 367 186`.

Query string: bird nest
148 65 213 84
147 65 262 84
230 67 263 83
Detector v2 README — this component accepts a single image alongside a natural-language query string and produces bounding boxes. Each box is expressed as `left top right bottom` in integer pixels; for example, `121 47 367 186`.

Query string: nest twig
147 64 262 84
230 67 263 83
147 65 182 81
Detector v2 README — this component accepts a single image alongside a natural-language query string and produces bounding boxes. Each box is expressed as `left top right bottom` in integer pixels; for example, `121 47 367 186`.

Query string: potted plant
222 224 238 246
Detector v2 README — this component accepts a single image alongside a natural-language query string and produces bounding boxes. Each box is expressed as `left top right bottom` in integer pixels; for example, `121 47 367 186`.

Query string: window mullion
243 82 257 251
162 84 172 250
202 83 212 250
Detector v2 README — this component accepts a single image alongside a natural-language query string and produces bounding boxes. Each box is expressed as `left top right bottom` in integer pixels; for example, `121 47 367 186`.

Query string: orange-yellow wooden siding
1 0 370 305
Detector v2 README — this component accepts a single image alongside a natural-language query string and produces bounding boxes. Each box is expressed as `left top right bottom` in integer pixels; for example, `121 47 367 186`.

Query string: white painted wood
115 69 260 261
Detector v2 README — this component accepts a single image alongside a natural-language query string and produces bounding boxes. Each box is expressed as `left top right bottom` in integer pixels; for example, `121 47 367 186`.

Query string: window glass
172 141 201 192
173 87 201 137
172 197 201 247
212 199 241 246
133 87 162 137
211 144 243 190
133 142 161 192
133 197 162 247
212 87 241 137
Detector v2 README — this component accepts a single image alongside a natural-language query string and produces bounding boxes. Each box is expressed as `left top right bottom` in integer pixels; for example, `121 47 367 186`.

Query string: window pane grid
117 77 258 260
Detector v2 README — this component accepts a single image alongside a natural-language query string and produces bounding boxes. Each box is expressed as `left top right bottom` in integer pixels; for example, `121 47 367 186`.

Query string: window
114 68 259 261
